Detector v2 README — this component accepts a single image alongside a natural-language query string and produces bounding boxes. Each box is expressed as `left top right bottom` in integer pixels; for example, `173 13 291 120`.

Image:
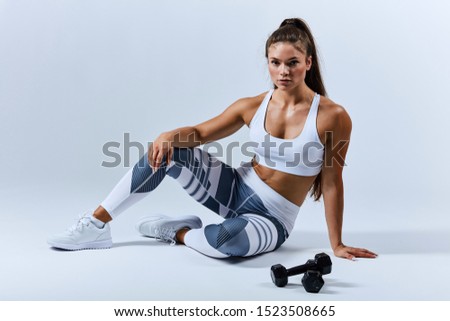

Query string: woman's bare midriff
251 159 317 207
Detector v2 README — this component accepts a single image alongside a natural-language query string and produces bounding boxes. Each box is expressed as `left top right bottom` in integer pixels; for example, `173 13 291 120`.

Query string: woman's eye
289 61 299 66
271 61 280 65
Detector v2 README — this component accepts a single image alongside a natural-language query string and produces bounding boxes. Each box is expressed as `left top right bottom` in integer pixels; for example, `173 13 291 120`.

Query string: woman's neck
274 83 314 106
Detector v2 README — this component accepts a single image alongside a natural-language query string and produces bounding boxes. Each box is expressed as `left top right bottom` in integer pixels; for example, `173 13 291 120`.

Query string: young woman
48 18 377 260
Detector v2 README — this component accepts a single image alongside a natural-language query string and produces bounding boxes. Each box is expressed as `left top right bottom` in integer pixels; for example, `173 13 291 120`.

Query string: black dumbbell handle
286 259 317 276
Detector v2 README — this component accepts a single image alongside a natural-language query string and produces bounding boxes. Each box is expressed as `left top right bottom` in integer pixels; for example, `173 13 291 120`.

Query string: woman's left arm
321 106 377 260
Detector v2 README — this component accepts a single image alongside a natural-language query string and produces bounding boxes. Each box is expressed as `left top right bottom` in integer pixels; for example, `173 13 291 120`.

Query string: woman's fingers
167 147 173 166
148 143 161 171
350 247 378 259
335 245 378 260
149 133 174 171
357 248 377 258
149 142 173 172
155 151 163 168
344 252 356 261
148 143 155 169
335 247 355 260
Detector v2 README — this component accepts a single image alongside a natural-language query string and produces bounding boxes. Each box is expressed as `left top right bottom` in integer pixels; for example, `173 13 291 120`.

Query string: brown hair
266 18 326 201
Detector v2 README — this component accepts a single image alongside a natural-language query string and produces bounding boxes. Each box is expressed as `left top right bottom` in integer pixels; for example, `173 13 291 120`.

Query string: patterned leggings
100 147 299 258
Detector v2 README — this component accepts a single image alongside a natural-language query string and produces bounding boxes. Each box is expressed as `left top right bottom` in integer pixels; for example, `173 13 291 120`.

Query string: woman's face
267 42 312 91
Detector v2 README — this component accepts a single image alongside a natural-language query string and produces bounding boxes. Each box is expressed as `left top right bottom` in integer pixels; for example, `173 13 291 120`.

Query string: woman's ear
306 56 313 71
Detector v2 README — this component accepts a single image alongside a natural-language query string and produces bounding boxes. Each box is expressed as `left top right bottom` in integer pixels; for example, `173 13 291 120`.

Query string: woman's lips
278 79 291 85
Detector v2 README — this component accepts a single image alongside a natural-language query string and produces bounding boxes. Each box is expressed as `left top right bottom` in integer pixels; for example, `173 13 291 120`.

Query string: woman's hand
148 132 174 172
333 243 378 260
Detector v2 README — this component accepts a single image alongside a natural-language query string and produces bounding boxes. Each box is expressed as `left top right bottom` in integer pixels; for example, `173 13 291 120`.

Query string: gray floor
1 181 449 301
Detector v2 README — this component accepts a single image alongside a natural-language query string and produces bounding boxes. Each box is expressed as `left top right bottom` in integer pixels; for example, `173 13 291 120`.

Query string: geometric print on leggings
130 153 166 193
202 214 279 257
244 214 274 255
127 148 285 251
166 148 235 217
104 146 288 257
204 217 249 249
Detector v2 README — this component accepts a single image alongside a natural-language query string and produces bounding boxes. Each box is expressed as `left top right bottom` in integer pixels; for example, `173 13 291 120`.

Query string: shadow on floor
110 229 450 268
218 228 450 267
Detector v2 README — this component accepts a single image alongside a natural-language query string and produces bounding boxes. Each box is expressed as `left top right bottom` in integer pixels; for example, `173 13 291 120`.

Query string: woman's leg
181 214 282 258
49 146 289 254
99 147 241 220
133 152 289 258
130 148 290 258
48 147 237 250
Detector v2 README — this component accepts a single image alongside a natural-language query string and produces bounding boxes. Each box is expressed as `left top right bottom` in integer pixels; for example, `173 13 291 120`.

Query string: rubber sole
47 239 113 251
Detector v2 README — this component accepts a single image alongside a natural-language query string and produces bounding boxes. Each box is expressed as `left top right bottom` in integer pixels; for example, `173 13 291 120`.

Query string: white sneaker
136 214 202 245
47 211 113 250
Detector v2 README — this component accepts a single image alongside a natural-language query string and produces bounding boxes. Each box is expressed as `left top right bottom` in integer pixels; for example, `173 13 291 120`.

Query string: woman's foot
135 215 202 245
47 210 112 250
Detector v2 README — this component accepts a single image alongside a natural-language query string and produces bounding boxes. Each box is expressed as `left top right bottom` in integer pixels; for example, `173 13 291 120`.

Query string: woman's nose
280 64 289 75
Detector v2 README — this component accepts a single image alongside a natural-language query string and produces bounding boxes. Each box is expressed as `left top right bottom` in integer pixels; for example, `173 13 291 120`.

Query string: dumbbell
301 270 324 293
270 253 332 292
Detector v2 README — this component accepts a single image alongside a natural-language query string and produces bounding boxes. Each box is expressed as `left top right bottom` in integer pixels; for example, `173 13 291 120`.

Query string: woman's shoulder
319 96 348 116
231 91 270 125
234 91 268 108
317 96 352 134
318 96 351 123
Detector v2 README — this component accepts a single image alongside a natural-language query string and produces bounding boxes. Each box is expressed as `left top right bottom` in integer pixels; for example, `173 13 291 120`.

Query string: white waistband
236 162 300 234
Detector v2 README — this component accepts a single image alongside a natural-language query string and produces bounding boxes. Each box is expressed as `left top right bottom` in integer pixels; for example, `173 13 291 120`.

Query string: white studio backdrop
1 0 449 230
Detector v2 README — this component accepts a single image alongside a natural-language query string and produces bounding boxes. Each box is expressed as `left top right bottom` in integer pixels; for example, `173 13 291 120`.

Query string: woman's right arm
148 96 260 170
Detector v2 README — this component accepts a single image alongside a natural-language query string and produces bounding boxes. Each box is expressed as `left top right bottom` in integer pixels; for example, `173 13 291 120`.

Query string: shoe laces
68 211 93 234
153 227 177 246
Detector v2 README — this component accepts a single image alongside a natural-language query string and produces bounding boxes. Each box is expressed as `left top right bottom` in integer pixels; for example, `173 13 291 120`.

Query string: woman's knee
203 218 251 257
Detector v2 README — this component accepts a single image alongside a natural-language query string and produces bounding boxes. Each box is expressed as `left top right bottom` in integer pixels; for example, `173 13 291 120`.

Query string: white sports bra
249 90 324 176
